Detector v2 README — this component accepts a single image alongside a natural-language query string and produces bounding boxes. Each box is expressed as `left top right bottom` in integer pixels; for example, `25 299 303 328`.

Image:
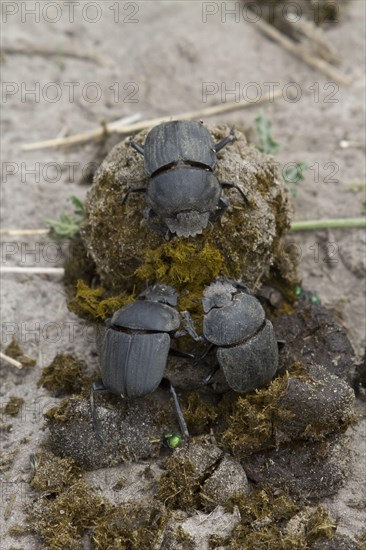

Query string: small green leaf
284 162 308 198
45 196 85 240
284 162 308 185
70 195 85 216
254 110 281 154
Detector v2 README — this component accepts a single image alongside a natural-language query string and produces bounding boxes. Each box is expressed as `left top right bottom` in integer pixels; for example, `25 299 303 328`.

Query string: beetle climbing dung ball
82 124 295 292
126 120 247 237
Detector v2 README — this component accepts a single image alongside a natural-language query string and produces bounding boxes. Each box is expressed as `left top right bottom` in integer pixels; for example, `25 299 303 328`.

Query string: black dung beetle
91 284 193 442
124 120 248 237
184 279 281 393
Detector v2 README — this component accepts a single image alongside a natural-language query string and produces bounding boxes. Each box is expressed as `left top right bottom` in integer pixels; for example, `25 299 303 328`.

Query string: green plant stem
290 217 366 232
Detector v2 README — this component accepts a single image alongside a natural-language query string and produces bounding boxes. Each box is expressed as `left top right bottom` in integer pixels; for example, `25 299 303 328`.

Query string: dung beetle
124 120 248 237
184 279 281 393
91 284 193 442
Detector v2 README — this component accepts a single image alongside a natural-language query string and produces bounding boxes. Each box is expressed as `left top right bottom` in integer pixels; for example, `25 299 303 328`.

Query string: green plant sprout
254 112 309 198
254 110 281 154
45 196 85 239
283 162 309 197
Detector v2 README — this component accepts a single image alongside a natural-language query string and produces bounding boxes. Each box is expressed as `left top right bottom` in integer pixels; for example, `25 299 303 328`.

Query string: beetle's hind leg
168 380 190 443
129 140 144 155
213 128 236 153
169 348 196 360
90 379 107 444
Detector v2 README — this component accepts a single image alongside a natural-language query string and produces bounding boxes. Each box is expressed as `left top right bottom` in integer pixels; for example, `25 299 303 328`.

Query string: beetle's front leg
210 196 229 222
213 128 236 153
177 311 203 342
221 182 248 205
129 139 144 156
144 208 171 239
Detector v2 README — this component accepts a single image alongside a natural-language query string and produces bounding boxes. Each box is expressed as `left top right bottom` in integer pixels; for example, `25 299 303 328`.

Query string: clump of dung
44 389 175 469
158 441 250 513
67 280 135 322
209 496 337 550
30 450 82 493
81 125 295 294
27 479 170 550
4 338 36 367
38 353 89 396
0 396 24 417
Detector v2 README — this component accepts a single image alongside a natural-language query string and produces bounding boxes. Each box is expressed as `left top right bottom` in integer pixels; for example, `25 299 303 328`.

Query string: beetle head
165 211 210 238
202 278 251 313
140 284 178 307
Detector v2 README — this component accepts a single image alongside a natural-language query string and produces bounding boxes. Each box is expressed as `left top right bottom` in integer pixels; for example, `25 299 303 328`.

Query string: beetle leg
210 196 229 222
277 340 286 350
180 311 203 342
221 182 248 205
121 186 147 205
168 381 190 443
213 128 236 153
169 348 196 360
201 364 220 386
129 140 144 155
144 208 171 238
255 285 284 308
193 343 215 366
90 379 107 444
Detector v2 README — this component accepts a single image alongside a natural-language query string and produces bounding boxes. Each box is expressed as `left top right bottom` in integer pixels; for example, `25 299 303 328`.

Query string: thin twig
1 45 113 67
250 11 350 85
295 19 339 65
0 352 23 370
0 229 49 236
22 92 283 151
21 113 141 151
1 267 65 275
290 217 366 232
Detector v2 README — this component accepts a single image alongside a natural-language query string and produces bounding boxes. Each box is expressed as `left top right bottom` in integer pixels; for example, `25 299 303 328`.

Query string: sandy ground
1 1 365 548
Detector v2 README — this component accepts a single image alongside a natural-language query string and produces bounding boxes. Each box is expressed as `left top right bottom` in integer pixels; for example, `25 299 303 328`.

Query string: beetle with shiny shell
185 279 280 393
91 284 191 441
124 120 247 237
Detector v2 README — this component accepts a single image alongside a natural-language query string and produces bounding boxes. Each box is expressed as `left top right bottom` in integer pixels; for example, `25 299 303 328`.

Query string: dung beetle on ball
184 279 282 393
123 120 248 237
91 284 194 443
